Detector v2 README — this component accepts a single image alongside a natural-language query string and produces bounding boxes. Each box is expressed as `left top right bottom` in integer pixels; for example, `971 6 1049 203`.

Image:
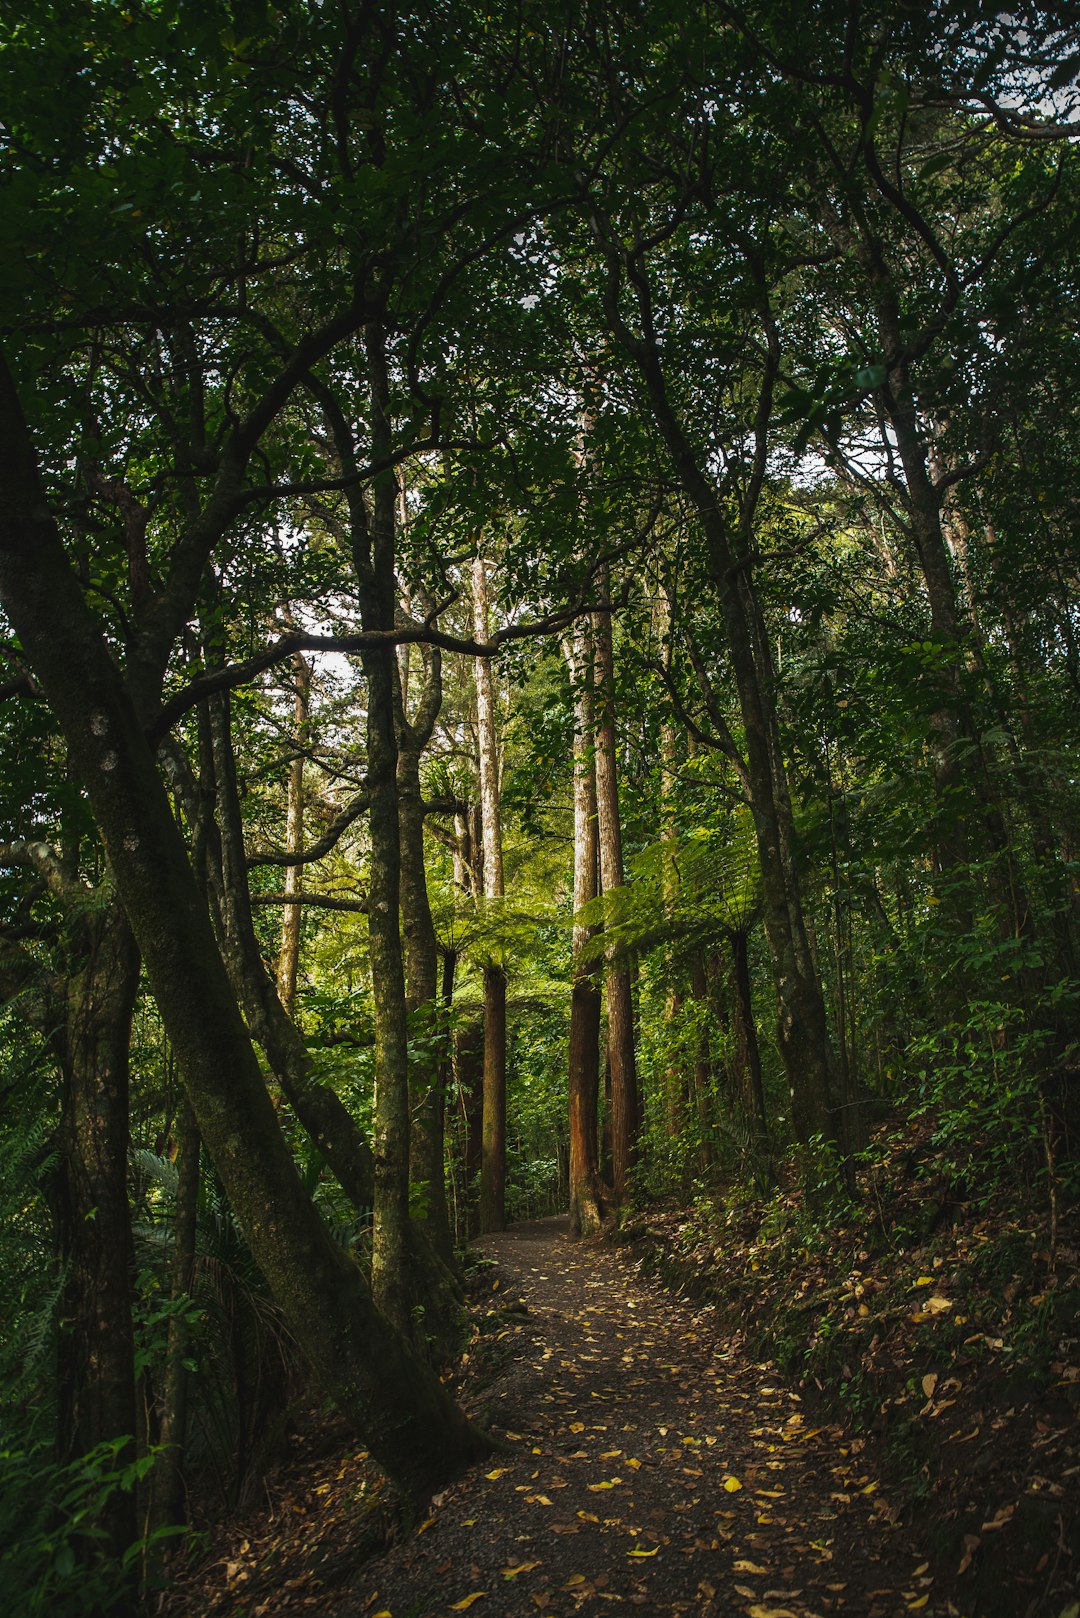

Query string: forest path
343 1216 939 1618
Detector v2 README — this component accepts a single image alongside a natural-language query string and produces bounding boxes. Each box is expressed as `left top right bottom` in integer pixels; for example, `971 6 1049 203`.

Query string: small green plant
0 1438 187 1615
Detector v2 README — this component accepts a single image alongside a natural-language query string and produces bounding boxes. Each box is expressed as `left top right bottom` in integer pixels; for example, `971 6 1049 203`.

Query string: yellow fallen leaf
755 1488 785 1498
501 1562 539 1579
417 1516 436 1534
450 1597 486 1612
577 1510 599 1523
734 1559 768 1574
485 1468 510 1480
564 1574 587 1587
922 1373 939 1399
907 1597 930 1610
628 1545 659 1558
587 1479 619 1491
627 1457 642 1470
914 1276 934 1287
747 1606 796 1618
526 1494 553 1506
924 1295 952 1314
723 1476 743 1493
569 1422 584 1433
599 1450 623 1459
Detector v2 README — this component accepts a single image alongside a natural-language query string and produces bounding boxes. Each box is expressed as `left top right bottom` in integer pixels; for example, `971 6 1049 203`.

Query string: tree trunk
728 929 774 1184
564 620 605 1237
592 567 638 1204
197 695 376 1215
0 349 491 1501
606 303 841 1151
54 899 140 1574
358 322 412 1333
277 651 311 1018
472 555 507 1233
150 1098 200 1538
396 646 453 1263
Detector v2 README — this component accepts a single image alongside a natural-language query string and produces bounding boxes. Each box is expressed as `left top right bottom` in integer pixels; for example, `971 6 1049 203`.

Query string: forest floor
159 1131 1080 1618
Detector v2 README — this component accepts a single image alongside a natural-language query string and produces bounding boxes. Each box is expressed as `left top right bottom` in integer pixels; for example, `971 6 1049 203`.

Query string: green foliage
0 1438 185 1616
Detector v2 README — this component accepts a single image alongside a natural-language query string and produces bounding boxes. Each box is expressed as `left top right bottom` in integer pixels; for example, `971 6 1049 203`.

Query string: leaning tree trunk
0 350 491 1502
592 566 639 1205
611 314 841 1151
472 554 507 1233
197 694 376 1215
564 619 605 1237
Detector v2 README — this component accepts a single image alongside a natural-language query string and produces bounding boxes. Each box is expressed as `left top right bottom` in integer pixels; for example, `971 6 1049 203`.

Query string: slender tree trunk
564 620 604 1237
277 650 311 1018
728 929 773 1183
472 555 507 1233
605 303 841 1151
688 956 716 1174
592 567 638 1204
357 322 412 1332
150 1098 200 1538
396 644 453 1263
0 350 491 1501
54 900 140 1577
197 695 376 1214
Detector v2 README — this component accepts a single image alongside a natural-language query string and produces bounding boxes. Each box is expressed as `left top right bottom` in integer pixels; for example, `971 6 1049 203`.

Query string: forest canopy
0 0 1078 1609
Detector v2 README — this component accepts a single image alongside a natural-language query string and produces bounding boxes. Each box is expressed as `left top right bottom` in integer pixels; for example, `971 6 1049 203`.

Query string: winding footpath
342 1216 940 1618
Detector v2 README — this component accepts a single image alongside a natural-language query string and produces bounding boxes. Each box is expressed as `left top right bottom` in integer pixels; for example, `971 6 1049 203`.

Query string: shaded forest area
1 1 1078 1612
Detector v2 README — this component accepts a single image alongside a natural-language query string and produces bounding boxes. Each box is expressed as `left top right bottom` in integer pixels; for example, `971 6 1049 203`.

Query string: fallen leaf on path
451 1598 487 1612
502 1563 540 1579
734 1560 768 1574
723 1476 743 1493
981 1504 1016 1532
485 1468 510 1480
628 1546 659 1558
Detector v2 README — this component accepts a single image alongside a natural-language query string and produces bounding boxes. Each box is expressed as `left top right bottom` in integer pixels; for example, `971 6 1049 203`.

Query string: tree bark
592 567 639 1204
277 650 311 1018
599 287 841 1150
149 1098 200 1539
564 620 605 1237
0 350 491 1501
472 555 507 1233
53 899 140 1572
396 643 453 1262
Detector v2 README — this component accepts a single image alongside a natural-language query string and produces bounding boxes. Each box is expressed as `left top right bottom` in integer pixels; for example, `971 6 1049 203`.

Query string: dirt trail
340 1216 939 1618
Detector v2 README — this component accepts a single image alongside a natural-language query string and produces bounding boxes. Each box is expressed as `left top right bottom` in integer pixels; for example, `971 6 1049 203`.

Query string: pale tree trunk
657 594 685 1140
564 620 605 1237
472 555 507 1233
0 350 491 1501
592 565 638 1205
277 650 311 1018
